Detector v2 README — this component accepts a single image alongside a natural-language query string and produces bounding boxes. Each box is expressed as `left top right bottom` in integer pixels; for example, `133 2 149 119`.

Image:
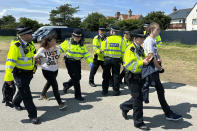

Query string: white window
192 18 197 25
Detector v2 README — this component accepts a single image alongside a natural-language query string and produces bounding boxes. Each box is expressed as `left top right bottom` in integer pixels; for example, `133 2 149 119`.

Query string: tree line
0 4 171 32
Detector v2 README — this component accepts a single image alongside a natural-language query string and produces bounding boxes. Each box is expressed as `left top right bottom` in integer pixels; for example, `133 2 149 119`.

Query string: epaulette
130 47 135 52
15 42 21 47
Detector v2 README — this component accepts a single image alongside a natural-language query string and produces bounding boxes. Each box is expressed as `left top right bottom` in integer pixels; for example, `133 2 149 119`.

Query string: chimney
173 6 177 13
128 9 132 17
115 12 120 18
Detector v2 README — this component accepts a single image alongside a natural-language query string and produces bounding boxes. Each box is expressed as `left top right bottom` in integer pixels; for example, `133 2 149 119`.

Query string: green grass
0 36 15 41
163 41 197 48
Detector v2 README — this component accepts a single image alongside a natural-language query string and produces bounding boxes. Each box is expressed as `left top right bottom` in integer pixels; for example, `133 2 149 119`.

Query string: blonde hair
148 22 160 34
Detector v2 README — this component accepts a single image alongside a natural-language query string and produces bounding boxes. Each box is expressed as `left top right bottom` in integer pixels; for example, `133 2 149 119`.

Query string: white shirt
35 46 60 71
143 36 159 60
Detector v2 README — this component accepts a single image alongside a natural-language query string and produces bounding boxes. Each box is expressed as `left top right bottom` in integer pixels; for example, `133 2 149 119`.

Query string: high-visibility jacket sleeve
121 39 127 58
93 37 101 54
59 40 69 53
101 39 106 52
156 35 162 48
4 44 18 81
123 47 143 73
84 45 93 64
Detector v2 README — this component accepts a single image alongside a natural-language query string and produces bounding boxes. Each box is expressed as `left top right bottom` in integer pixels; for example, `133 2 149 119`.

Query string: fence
1 29 197 45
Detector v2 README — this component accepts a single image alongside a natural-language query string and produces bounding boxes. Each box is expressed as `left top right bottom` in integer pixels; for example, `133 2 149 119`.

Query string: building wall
186 4 197 31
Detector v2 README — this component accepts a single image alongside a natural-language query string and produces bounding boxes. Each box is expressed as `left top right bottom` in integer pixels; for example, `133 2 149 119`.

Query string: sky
0 0 196 24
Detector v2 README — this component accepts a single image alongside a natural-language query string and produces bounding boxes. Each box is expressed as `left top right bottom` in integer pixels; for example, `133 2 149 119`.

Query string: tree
0 15 17 29
49 4 79 26
144 11 171 30
18 17 41 31
69 17 81 28
115 19 144 31
81 12 105 31
99 17 118 28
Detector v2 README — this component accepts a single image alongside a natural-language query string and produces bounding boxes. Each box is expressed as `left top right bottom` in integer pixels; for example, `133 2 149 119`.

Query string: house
168 3 197 31
107 9 143 20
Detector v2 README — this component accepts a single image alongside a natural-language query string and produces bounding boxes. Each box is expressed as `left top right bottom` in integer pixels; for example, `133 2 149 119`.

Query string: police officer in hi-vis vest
101 26 127 96
4 25 39 124
59 29 93 101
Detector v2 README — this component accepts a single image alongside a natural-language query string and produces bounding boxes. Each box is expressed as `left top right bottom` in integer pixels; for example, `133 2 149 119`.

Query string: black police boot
5 102 14 108
75 96 85 101
30 117 40 125
135 122 150 130
101 91 108 96
63 83 70 94
113 91 121 96
89 81 96 87
14 105 25 111
120 106 129 120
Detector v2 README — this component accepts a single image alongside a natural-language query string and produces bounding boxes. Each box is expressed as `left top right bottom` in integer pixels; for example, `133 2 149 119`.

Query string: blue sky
0 0 196 24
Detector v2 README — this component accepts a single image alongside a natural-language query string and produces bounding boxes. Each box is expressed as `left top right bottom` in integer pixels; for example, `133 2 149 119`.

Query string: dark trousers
120 72 144 126
65 58 82 98
154 72 172 116
12 71 37 119
102 57 121 93
41 69 62 105
89 59 104 83
120 68 126 83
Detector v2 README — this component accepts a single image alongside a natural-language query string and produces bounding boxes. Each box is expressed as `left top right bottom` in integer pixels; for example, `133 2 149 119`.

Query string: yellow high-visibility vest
92 35 105 61
4 38 36 81
123 43 145 74
59 39 93 64
101 35 127 59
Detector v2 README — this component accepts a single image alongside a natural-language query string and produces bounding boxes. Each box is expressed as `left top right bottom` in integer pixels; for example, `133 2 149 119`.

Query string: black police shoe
30 117 40 125
75 97 85 101
14 105 25 111
101 91 108 96
89 82 96 87
166 112 182 121
2 99 5 103
135 122 150 130
113 91 121 96
120 106 129 120
5 102 14 108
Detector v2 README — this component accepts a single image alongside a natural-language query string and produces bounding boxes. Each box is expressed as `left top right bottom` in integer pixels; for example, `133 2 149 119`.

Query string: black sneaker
120 106 129 120
135 122 150 130
59 102 67 110
75 97 85 101
6 102 14 108
30 117 40 125
89 82 96 87
166 112 182 121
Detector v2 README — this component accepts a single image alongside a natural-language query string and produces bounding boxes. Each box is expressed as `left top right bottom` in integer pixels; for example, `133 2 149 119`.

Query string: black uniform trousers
120 72 173 126
120 72 144 126
64 58 82 98
102 57 121 93
41 69 62 105
12 70 37 119
89 59 104 83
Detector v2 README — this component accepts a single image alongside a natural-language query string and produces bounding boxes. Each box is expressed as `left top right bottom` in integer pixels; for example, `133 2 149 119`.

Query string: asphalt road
0 65 197 131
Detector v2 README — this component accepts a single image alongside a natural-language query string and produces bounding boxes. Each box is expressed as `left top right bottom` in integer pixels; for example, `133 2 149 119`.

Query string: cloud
8 8 49 14
0 9 7 18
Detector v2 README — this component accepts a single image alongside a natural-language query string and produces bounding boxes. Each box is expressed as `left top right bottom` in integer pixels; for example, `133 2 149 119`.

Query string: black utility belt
64 56 81 62
125 69 142 80
104 56 121 60
13 68 33 74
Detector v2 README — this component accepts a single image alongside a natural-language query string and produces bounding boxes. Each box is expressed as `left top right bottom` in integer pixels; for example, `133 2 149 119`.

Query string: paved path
0 65 197 131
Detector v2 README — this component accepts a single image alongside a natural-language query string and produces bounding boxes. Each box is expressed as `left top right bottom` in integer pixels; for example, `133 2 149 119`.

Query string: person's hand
143 59 149 65
99 50 104 54
89 63 93 69
5 81 13 85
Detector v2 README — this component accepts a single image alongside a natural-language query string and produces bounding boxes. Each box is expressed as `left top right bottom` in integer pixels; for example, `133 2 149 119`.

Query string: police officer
120 29 150 130
4 25 39 124
119 30 132 85
101 26 127 96
59 29 93 101
89 26 107 87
